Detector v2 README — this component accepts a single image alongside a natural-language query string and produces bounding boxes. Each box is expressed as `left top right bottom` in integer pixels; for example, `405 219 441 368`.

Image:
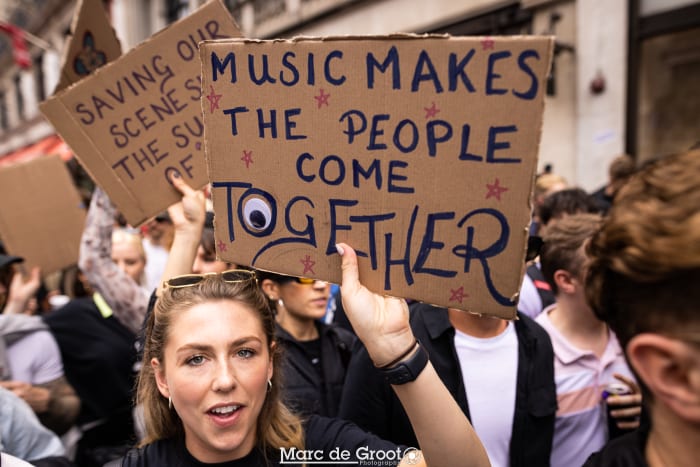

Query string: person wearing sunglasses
119 244 490 467
257 271 356 418
583 149 700 467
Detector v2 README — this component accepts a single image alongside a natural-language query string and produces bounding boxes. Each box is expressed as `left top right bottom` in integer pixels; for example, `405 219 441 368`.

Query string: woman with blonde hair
120 244 490 466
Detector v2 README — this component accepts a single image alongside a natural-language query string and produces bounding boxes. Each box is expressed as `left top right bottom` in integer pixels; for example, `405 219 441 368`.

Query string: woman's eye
186 355 205 366
237 348 255 359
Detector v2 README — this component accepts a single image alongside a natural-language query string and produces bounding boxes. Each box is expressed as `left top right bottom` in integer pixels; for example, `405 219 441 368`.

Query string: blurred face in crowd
193 245 229 275
193 228 230 274
112 230 146 284
271 278 330 322
153 299 273 462
146 216 174 245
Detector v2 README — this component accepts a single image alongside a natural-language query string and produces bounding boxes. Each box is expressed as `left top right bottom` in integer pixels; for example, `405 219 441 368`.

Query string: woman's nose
211 362 237 392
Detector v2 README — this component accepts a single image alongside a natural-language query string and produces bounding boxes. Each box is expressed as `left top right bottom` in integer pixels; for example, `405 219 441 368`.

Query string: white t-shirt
454 322 518 467
517 272 543 319
0 453 33 467
142 240 169 291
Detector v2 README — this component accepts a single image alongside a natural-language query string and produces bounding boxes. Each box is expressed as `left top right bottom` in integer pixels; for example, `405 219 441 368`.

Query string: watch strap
379 342 429 385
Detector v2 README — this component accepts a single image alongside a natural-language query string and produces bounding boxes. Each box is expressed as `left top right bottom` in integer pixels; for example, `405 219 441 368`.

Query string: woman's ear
261 279 279 301
627 334 700 423
151 358 170 399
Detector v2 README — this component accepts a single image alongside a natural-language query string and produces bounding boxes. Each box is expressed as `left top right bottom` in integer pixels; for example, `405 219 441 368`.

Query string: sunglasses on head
164 269 257 289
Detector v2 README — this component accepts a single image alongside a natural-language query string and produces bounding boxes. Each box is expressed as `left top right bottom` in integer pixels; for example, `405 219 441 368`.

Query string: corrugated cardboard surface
54 0 122 93
201 35 553 319
0 156 86 275
41 0 241 226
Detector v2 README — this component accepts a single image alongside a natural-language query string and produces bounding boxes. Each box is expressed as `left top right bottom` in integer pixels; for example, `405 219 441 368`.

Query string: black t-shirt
43 297 137 428
121 415 408 467
583 425 650 467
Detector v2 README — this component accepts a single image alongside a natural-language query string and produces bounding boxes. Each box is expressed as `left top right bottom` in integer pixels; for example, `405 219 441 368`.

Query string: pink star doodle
241 150 253 168
206 85 222 113
314 89 330 108
217 240 227 253
481 37 495 50
300 255 316 275
449 286 469 304
485 178 509 201
424 102 440 119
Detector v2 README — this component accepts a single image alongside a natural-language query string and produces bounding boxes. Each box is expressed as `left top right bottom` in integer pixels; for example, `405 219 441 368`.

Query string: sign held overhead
201 35 554 319
0 156 86 275
41 0 241 226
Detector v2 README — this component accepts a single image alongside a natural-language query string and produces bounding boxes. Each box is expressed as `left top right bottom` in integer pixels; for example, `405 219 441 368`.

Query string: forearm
79 188 147 333
2 296 29 315
392 362 490 467
37 378 81 436
156 228 201 297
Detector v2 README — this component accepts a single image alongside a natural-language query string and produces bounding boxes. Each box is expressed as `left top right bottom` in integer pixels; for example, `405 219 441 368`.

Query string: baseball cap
0 254 23 270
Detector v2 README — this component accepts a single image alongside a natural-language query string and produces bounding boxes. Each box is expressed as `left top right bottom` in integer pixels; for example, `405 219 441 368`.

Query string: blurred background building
0 0 698 189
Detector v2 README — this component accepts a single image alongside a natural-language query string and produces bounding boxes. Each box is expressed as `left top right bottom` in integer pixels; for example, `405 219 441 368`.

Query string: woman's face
111 241 146 283
277 280 330 321
152 300 273 463
192 245 229 274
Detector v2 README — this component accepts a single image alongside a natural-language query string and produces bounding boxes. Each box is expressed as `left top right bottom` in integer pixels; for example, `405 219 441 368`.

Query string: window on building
0 92 7 130
14 74 23 121
34 54 45 102
629 1 700 162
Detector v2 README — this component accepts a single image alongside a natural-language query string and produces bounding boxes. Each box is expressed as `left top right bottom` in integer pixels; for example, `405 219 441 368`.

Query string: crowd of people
0 148 698 467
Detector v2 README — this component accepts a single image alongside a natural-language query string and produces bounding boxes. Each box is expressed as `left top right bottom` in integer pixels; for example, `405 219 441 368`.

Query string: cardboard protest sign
201 35 553 318
54 0 122 93
0 155 86 275
41 0 241 226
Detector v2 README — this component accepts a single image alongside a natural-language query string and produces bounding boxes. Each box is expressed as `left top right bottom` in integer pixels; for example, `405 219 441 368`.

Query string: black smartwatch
379 342 429 385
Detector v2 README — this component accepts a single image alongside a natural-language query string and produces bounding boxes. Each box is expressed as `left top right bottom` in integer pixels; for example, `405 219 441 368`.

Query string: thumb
337 243 360 297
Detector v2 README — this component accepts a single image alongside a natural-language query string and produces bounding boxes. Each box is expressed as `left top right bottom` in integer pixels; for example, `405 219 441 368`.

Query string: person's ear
151 358 170 399
261 279 280 301
627 334 700 423
553 269 576 294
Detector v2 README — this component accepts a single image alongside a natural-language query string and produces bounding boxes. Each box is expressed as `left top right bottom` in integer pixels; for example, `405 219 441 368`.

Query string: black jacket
339 303 557 467
276 322 356 418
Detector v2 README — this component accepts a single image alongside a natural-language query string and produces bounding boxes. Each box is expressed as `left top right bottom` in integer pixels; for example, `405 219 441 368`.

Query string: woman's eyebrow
176 336 263 353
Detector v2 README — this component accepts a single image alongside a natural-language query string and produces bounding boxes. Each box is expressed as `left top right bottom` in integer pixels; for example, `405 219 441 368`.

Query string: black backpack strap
526 264 556 309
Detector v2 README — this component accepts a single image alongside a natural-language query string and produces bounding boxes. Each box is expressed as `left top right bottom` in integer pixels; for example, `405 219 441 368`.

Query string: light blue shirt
0 386 65 461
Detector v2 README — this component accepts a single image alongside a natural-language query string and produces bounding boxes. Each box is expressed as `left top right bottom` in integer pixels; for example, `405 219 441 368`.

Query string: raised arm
155 173 206 297
336 243 490 467
2 266 41 315
78 187 148 334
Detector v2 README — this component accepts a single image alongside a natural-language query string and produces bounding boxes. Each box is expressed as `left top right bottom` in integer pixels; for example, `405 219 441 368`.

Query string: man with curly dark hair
584 149 700 467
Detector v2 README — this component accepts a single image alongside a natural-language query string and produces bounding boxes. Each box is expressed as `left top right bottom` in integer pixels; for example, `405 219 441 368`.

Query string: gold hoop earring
267 379 272 392
168 397 173 410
